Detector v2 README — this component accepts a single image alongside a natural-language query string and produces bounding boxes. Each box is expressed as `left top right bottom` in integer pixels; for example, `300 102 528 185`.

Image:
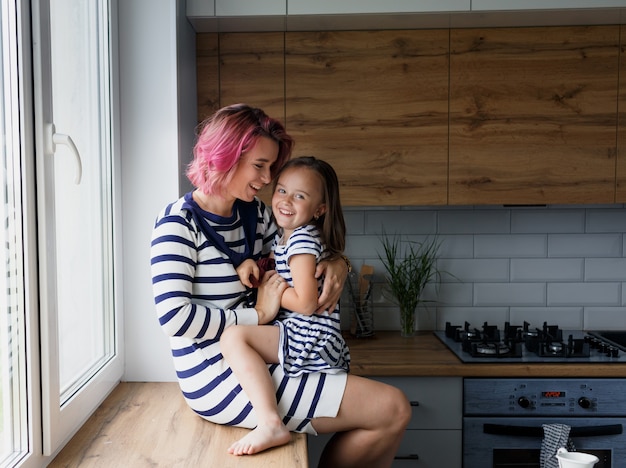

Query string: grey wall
342 204 626 333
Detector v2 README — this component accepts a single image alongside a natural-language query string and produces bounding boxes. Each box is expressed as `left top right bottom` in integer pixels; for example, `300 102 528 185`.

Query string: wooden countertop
345 331 626 378
50 382 307 468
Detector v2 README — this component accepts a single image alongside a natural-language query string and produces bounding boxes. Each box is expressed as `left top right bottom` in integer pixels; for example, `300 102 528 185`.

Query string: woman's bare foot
228 423 291 455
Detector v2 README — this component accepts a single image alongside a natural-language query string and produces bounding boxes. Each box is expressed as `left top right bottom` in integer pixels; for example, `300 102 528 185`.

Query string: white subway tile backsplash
439 258 509 282
548 233 622 257
438 235 474 259
365 210 437 235
511 258 584 282
511 209 585 234
342 205 625 331
585 258 626 281
547 282 621 306
343 210 365 235
474 283 546 306
437 282 474 306
474 234 547 258
585 208 626 233
438 210 511 234
584 307 626 330
510 307 584 329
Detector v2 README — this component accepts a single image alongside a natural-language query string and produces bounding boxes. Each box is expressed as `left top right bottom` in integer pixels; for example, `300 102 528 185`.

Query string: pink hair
187 104 294 196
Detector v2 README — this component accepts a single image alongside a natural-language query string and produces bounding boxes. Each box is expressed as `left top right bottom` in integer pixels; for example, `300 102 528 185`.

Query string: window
1 0 122 465
1 1 28 465
33 0 123 455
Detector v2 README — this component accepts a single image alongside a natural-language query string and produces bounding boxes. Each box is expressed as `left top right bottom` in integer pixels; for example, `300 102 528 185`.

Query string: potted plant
379 233 442 337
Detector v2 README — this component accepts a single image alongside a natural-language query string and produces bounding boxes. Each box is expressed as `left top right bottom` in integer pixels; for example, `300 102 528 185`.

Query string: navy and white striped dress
273 225 350 376
150 193 347 434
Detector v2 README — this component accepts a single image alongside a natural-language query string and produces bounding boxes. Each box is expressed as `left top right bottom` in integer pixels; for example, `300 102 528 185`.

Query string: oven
464 378 626 468
433 322 626 467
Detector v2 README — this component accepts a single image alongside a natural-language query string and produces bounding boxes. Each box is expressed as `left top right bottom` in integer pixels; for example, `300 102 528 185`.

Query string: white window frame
2 1 122 466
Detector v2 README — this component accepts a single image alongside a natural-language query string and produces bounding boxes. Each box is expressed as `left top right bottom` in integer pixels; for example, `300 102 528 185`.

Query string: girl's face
272 166 326 233
228 136 279 202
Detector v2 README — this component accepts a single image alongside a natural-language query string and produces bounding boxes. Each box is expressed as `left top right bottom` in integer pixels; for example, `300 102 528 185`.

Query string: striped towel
541 424 576 468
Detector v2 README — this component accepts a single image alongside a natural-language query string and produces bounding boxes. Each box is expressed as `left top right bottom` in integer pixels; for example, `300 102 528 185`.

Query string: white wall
119 0 192 381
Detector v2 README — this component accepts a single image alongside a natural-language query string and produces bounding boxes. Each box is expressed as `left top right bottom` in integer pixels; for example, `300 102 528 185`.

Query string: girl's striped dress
273 224 350 376
150 193 347 434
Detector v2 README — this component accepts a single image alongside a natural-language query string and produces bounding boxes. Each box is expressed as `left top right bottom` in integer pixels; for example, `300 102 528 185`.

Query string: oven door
464 417 626 468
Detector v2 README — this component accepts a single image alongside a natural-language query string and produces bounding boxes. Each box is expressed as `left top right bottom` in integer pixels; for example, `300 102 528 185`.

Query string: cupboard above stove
194 25 626 206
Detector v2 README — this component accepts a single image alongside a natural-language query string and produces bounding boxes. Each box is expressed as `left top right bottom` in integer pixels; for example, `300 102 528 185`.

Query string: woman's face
228 136 279 202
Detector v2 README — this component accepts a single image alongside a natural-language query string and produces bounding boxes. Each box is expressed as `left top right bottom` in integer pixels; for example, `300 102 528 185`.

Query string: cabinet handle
395 454 420 460
410 400 420 406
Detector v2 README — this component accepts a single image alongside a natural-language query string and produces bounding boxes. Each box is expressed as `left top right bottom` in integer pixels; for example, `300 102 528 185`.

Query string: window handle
45 123 82 184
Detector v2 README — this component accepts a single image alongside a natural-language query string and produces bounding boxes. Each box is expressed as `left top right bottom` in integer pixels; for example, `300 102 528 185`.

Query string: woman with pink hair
150 104 410 467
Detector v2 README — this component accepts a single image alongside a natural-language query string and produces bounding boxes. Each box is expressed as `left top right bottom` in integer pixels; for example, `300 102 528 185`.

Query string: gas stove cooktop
434 321 626 363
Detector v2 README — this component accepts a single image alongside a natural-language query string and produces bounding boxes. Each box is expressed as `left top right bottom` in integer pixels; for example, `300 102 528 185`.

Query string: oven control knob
578 397 592 409
518 397 531 409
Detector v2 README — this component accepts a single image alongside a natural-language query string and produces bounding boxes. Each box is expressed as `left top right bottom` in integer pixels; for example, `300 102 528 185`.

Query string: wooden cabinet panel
618 24 626 203
217 32 286 203
218 32 286 119
285 30 449 206
449 26 619 205
196 33 219 122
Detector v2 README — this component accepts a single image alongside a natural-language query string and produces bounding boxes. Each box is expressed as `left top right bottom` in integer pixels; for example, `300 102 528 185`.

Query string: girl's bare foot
228 423 291 455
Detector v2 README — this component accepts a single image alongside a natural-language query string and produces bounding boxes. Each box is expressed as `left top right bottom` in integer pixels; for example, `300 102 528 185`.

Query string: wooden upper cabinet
217 32 286 203
218 32 286 119
618 24 626 203
285 30 449 206
449 26 619 205
196 33 219 122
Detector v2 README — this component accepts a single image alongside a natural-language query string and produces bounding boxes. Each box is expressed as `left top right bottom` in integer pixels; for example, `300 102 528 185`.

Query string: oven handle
483 423 623 438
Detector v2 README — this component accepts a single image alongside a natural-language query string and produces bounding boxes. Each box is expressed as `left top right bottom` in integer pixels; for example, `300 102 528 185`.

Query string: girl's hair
275 156 346 259
187 104 294 196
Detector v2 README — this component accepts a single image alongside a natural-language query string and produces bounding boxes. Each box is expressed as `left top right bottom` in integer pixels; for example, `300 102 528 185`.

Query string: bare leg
220 325 291 455
312 374 411 468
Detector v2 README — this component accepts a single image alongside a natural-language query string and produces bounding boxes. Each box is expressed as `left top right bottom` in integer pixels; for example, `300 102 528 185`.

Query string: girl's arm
280 253 320 315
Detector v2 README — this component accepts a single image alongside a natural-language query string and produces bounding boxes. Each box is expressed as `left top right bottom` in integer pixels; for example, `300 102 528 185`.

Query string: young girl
221 156 350 456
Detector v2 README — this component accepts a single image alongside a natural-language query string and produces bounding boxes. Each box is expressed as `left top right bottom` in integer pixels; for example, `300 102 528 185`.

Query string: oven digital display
542 391 565 398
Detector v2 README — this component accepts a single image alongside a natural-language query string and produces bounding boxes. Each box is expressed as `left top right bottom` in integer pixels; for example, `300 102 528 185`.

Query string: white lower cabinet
307 376 462 467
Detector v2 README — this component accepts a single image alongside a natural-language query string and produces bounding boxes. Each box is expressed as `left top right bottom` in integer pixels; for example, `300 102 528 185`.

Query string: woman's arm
315 256 349 313
150 211 259 339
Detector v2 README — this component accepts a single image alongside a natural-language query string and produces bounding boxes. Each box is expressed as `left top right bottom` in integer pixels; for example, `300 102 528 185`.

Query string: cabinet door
449 26 619 205
394 430 462 468
286 30 449 206
374 377 462 429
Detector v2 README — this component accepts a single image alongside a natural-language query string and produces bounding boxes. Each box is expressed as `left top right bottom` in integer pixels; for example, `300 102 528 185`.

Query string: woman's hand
255 271 288 324
315 256 348 313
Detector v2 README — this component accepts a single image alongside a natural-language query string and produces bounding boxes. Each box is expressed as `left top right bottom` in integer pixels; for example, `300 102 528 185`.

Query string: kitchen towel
540 424 576 468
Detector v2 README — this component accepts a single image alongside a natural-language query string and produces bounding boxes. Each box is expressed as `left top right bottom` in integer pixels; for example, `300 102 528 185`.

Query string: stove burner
476 342 511 355
547 342 563 354
440 321 622 361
